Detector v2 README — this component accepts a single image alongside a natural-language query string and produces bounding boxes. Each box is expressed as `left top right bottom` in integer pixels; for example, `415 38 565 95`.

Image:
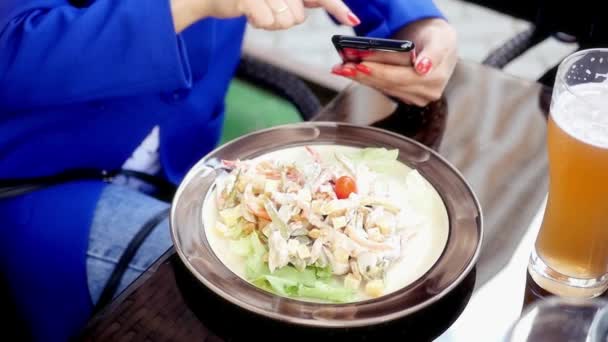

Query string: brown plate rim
170 121 483 328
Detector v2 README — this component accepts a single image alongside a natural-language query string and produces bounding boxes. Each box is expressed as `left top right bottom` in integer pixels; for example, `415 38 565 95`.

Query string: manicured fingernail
332 65 355 77
416 57 432 75
355 64 371 75
341 67 357 77
347 12 360 26
331 70 344 76
331 65 345 75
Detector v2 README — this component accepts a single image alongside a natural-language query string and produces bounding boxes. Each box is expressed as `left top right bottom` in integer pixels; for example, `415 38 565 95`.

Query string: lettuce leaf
355 147 399 162
313 265 332 280
262 276 299 296
229 236 252 257
235 232 354 302
246 236 269 279
251 264 354 302
271 266 317 287
347 147 407 176
297 281 355 302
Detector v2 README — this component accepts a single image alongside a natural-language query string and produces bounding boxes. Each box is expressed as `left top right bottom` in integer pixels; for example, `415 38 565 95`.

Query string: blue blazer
0 1 442 340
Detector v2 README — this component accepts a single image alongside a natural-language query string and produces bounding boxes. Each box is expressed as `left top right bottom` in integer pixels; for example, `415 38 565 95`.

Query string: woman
0 0 457 340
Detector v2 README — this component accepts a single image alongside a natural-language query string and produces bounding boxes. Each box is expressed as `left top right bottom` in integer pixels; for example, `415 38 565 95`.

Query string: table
81 60 550 341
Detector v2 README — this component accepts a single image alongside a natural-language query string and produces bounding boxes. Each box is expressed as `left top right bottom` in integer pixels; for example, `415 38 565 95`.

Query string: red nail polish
332 65 344 73
347 12 360 26
341 67 357 77
356 50 374 58
355 64 371 75
331 65 350 77
416 57 432 75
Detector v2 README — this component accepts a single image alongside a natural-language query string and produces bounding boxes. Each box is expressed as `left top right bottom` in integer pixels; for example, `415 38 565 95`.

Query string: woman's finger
304 0 360 26
333 62 440 106
243 0 275 28
266 0 295 29
285 0 306 24
413 20 457 75
354 61 418 88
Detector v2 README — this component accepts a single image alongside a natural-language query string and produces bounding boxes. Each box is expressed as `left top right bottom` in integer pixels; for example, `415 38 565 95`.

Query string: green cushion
220 79 303 144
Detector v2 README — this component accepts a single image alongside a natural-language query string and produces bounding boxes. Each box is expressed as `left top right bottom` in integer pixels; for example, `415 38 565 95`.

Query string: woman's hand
331 18 458 107
171 0 360 33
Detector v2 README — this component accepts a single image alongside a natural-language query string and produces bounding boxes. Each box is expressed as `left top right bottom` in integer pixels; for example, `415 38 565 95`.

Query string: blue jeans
86 184 172 304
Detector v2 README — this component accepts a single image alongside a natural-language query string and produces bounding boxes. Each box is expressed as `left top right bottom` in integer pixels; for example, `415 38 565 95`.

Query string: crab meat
268 231 289 272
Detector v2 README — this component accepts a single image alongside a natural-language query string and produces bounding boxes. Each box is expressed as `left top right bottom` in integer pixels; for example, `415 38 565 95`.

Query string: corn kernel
308 228 321 239
365 280 384 298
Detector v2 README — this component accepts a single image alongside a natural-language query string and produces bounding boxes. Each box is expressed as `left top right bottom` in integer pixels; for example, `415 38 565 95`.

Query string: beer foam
551 82 608 149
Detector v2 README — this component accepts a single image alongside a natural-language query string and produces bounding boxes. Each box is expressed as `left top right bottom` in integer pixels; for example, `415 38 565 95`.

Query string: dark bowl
170 122 482 329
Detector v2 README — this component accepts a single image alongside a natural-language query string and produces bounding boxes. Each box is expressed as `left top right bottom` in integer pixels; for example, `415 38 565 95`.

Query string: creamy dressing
203 145 449 302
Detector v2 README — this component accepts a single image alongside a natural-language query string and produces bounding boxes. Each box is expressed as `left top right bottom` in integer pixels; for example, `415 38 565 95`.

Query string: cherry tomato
335 176 357 199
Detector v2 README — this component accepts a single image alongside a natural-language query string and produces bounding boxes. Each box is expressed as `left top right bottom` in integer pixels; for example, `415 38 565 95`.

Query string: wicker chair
469 1 586 87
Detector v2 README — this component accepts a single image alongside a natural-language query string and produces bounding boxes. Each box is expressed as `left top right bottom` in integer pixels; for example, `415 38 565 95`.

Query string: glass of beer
529 48 608 298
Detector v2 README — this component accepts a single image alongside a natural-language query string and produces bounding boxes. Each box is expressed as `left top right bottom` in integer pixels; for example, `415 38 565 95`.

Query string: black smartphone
332 35 416 64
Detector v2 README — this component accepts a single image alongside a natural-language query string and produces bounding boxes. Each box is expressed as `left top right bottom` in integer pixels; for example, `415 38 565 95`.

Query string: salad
211 146 426 302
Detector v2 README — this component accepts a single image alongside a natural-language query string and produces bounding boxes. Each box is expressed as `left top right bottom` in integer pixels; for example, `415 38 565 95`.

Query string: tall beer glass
529 48 608 298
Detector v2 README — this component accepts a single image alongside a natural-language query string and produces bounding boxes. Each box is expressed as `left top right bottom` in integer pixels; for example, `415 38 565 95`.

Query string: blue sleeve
0 0 192 110
344 0 445 38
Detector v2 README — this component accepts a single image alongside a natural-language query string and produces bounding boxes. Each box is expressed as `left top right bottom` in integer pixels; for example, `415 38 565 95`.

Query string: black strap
0 169 116 199
93 207 171 313
0 169 177 201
